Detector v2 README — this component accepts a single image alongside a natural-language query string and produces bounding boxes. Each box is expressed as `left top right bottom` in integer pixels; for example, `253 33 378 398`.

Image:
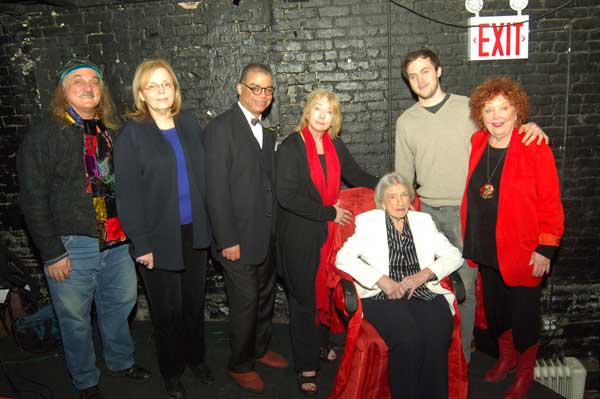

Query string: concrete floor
0 321 564 399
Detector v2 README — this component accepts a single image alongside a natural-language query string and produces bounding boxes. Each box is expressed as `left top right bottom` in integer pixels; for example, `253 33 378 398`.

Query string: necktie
251 117 260 126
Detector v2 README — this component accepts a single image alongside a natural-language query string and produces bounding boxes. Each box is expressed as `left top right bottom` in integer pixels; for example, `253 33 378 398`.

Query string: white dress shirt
238 102 263 149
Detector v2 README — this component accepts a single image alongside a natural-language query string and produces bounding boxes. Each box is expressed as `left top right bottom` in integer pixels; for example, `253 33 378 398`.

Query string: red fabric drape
325 187 376 334
328 268 392 399
475 271 488 330
326 188 469 399
439 277 470 399
301 127 341 327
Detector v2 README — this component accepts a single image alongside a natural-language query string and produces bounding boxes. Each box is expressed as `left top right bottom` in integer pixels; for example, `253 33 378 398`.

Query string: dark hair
401 48 441 79
239 63 272 83
469 77 530 130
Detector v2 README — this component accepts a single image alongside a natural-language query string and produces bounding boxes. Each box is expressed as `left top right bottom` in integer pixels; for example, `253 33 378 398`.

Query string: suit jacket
460 128 564 287
204 103 276 265
114 110 211 271
335 209 463 314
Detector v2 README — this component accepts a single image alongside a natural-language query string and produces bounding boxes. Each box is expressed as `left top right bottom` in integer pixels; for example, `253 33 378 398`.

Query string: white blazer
335 209 463 314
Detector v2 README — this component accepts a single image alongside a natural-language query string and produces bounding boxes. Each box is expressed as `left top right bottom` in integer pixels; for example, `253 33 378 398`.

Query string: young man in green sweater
395 48 547 363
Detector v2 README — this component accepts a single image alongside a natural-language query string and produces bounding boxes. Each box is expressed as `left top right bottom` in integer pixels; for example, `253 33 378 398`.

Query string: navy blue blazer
114 110 211 271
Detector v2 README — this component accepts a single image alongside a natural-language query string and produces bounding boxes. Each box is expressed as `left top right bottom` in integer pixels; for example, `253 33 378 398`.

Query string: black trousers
138 224 209 380
480 266 541 352
362 295 453 399
279 242 329 372
221 242 276 373
287 290 329 372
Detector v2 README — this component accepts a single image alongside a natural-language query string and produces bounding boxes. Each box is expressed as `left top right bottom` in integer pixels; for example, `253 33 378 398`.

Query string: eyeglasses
144 82 174 93
241 83 274 96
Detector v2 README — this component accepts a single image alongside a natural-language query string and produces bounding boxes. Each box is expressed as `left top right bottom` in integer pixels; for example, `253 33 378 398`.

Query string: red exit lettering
478 22 524 57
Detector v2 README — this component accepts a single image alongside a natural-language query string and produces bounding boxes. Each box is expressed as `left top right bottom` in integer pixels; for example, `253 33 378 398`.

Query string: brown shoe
256 350 289 368
227 370 265 393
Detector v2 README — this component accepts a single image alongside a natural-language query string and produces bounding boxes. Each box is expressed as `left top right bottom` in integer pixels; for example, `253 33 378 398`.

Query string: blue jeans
420 204 478 363
45 235 137 390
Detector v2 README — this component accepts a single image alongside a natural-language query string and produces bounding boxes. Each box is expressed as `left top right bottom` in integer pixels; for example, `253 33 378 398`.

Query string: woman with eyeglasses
275 89 378 396
114 59 213 399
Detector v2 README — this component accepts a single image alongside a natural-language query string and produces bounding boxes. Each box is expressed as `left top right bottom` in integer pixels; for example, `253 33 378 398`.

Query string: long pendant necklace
480 143 508 200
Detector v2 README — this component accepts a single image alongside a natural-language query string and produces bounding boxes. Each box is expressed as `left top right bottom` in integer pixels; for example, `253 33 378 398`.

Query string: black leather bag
448 271 466 304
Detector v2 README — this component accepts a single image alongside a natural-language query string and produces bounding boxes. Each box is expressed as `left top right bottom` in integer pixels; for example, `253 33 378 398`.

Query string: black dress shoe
190 363 215 385
107 364 152 383
79 385 104 399
165 377 186 399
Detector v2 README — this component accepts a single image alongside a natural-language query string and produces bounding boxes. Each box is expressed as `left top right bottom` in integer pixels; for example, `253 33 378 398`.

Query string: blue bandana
59 60 103 82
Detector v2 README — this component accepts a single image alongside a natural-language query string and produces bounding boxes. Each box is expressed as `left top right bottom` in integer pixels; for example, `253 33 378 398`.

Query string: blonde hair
50 80 120 130
297 89 342 138
126 59 182 121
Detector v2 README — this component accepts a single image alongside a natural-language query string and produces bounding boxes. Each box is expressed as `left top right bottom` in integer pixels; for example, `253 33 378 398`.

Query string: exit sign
468 15 529 61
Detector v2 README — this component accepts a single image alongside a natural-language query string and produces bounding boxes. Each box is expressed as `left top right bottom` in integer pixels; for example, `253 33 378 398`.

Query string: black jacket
204 104 276 266
275 133 378 295
113 110 211 271
17 116 101 263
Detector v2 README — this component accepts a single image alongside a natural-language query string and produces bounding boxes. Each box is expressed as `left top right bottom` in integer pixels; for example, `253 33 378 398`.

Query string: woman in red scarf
275 89 378 396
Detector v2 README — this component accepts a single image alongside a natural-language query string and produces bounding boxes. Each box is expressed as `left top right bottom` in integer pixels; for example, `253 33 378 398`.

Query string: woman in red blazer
460 77 564 399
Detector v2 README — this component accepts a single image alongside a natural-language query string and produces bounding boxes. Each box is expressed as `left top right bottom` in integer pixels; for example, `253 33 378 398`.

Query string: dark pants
287 288 330 372
480 266 541 352
362 295 453 399
221 242 276 373
138 224 209 380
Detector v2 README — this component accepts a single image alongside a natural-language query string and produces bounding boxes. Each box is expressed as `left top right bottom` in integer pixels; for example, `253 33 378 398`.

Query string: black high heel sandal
297 372 319 397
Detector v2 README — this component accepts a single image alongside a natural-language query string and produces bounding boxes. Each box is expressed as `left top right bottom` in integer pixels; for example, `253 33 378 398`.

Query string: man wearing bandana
17 60 151 399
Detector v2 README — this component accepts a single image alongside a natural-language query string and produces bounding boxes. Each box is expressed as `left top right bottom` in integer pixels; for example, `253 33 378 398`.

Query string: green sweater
395 94 478 207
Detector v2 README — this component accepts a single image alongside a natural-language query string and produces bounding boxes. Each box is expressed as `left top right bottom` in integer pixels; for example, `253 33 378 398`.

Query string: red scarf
301 127 341 326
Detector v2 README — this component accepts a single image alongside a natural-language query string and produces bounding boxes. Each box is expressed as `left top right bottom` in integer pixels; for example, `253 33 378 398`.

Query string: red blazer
461 128 564 287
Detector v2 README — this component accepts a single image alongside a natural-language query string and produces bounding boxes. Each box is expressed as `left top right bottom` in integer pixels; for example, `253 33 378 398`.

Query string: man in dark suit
204 63 288 393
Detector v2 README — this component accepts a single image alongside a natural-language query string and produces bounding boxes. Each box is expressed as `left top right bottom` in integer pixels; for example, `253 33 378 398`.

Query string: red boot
485 330 519 382
504 343 539 399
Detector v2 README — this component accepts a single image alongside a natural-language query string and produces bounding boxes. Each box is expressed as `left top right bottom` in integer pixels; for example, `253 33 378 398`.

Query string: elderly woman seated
335 172 463 399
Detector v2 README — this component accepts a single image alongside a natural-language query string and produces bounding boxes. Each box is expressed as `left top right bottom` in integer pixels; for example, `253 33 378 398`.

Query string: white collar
237 102 261 124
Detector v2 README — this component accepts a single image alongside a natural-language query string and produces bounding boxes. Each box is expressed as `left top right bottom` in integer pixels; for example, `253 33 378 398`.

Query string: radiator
534 357 587 399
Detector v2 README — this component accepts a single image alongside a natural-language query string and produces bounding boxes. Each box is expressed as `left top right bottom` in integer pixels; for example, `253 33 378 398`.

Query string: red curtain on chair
475 271 488 330
326 188 469 399
328 268 392 399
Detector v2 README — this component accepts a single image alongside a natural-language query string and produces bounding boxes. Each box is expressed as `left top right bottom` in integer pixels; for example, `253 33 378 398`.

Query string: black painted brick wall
1 0 599 381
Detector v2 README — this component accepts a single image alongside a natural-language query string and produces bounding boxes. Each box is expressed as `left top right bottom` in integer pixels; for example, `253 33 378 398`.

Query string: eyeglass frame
143 81 175 93
241 82 274 96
